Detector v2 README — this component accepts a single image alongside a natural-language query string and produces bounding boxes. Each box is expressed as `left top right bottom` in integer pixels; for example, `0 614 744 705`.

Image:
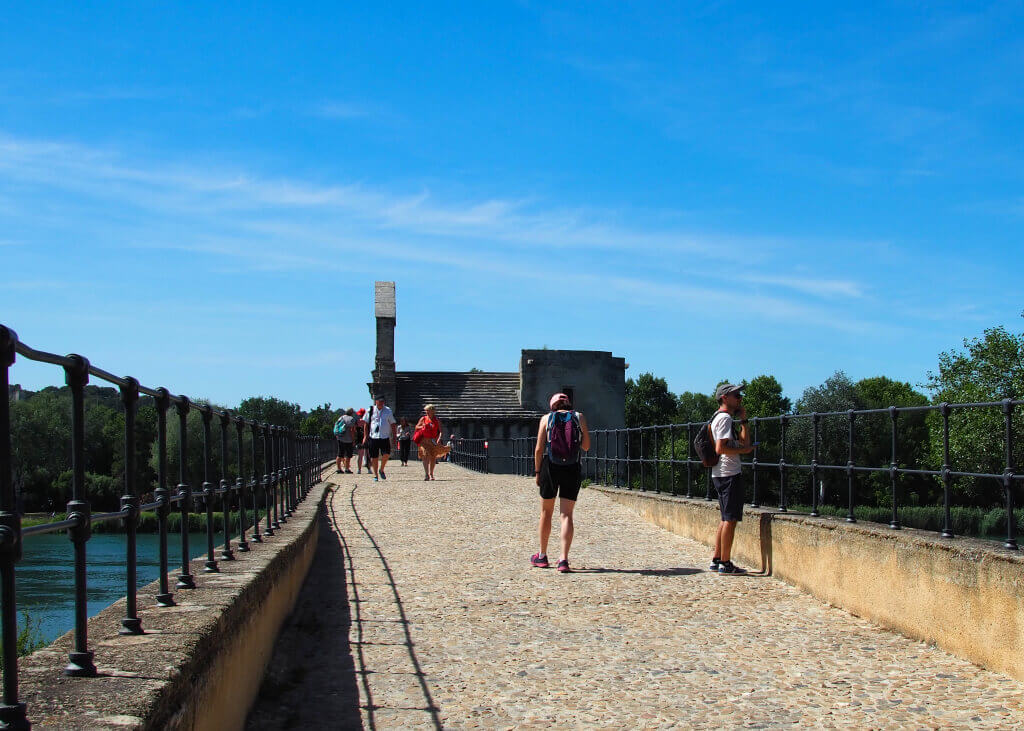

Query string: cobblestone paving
249 463 1024 729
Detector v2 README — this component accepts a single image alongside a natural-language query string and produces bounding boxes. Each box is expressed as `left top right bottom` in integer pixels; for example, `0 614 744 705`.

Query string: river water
19 532 207 643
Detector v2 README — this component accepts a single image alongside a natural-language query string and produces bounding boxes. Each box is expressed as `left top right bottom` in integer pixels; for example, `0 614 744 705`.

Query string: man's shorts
367 437 391 458
539 459 582 501
336 441 353 459
713 474 744 522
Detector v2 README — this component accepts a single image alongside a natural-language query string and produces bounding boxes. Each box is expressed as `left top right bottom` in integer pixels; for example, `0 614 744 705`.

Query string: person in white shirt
362 394 397 482
710 383 754 575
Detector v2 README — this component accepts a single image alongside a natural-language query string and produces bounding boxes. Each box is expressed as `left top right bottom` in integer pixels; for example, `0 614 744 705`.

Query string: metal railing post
846 410 857 524
938 404 952 537
1003 399 1018 551
235 417 249 552
250 422 263 542
889 407 900 530
119 377 143 635
219 413 234 561
175 397 195 589
64 354 96 676
811 413 820 517
200 405 218 573
686 423 693 498
153 389 174 606
750 418 759 508
264 424 276 535
778 415 788 512
0 326 29 728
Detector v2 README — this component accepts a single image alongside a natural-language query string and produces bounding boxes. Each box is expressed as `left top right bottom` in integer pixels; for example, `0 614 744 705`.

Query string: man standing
334 408 357 474
362 394 397 482
710 383 754 574
532 393 590 573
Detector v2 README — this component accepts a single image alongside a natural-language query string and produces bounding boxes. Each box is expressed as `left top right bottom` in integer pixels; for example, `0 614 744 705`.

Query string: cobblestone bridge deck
247 464 1024 729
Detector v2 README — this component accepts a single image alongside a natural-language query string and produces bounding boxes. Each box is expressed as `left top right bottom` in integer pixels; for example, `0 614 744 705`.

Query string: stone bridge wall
18 481 329 730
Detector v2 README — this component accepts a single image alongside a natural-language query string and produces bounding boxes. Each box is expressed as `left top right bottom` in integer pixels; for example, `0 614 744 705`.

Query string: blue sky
2 2 1022 411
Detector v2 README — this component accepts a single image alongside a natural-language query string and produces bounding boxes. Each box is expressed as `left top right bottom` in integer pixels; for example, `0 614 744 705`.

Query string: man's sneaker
530 553 549 568
710 557 721 572
717 560 746 575
336 468 343 473
557 559 571 573
380 470 386 480
345 469 353 474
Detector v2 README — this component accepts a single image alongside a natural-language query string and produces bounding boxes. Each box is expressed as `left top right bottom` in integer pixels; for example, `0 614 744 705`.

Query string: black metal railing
512 400 1024 550
0 324 329 729
449 439 489 473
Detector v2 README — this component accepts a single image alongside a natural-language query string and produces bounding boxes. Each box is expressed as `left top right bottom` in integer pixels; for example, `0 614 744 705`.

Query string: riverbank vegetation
8 391 342 514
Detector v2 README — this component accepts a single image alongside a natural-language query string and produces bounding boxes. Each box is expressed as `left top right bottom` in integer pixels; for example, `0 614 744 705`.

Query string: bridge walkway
247 464 1024 729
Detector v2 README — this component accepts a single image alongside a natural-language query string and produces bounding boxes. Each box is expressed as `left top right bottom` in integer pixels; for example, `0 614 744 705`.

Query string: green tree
300 403 339 440
743 375 791 418
625 373 677 428
675 391 716 425
854 376 932 506
237 396 302 431
925 323 1024 506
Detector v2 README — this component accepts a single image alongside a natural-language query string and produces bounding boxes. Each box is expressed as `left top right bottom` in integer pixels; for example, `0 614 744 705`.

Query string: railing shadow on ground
247 483 441 730
245 504 362 730
343 484 442 731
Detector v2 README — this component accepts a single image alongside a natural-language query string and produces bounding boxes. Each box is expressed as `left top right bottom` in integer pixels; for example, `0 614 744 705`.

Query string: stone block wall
519 349 626 430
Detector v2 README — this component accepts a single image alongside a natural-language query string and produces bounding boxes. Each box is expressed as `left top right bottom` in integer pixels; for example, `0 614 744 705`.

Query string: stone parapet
17 480 329 730
590 484 1024 683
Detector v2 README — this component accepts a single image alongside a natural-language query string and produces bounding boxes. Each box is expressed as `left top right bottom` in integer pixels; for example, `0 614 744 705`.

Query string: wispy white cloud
739 273 866 299
0 130 902 337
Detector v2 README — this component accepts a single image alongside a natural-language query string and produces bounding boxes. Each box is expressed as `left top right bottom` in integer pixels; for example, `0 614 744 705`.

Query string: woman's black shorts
336 441 353 458
539 459 582 501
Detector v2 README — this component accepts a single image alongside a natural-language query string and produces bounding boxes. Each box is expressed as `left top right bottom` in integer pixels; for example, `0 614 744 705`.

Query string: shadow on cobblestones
245 501 363 730
343 484 443 731
569 566 705 576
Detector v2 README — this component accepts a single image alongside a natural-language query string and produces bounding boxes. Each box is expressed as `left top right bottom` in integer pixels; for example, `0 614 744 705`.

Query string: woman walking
397 417 413 466
414 404 449 481
354 408 368 474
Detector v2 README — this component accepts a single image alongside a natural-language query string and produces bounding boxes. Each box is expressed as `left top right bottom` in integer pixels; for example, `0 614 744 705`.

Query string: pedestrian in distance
531 392 590 573
362 394 397 482
354 408 368 474
413 404 449 480
709 383 754 575
397 417 413 466
334 408 357 474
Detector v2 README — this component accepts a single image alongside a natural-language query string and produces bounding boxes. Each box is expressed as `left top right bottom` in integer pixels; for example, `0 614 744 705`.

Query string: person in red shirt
414 404 450 481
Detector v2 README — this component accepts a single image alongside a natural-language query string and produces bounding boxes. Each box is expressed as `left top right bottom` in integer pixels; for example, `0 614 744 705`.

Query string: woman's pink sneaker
530 553 549 568
557 559 571 573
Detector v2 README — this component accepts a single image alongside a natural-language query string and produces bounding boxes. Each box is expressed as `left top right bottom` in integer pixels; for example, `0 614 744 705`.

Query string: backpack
333 417 350 438
694 412 727 468
546 411 582 466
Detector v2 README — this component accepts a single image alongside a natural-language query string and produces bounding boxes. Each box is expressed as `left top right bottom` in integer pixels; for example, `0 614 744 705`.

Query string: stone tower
369 281 397 406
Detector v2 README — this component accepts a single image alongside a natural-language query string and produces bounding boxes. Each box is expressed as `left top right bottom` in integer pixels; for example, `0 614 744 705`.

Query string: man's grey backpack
693 413 724 468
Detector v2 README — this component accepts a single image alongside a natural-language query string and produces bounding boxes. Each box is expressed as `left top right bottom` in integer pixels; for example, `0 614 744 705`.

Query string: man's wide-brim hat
714 383 745 400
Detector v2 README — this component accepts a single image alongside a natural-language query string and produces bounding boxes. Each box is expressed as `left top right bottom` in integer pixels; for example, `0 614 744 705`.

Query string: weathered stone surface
593 484 1024 683
249 465 1024 728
